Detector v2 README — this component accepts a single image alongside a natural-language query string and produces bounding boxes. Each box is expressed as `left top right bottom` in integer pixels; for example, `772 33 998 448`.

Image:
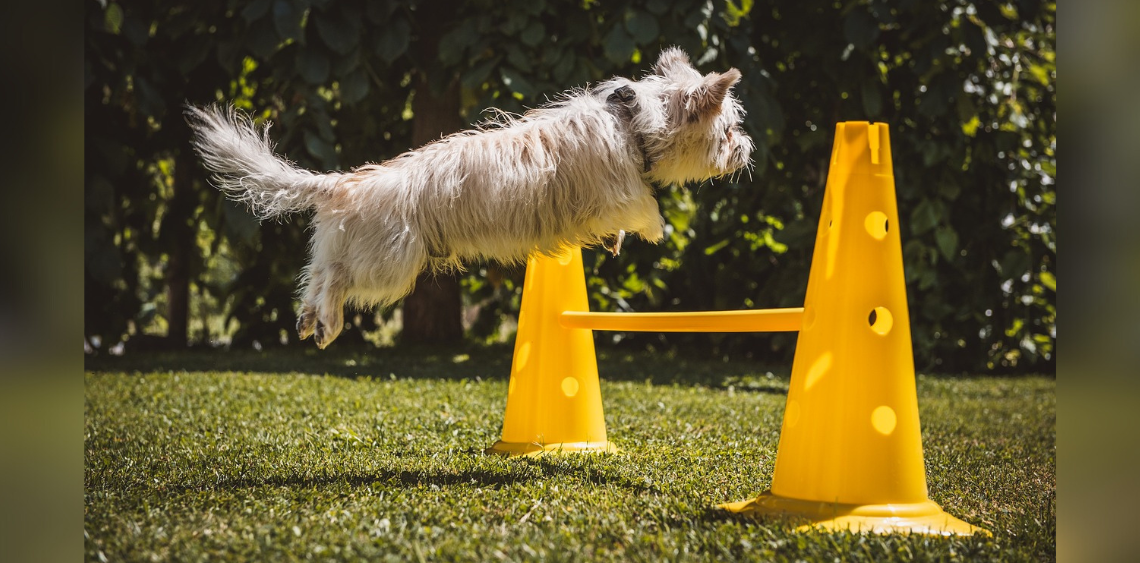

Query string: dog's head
603 47 754 185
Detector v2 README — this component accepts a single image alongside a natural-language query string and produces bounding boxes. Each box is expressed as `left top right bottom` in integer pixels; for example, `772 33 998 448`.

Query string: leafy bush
85 0 1055 373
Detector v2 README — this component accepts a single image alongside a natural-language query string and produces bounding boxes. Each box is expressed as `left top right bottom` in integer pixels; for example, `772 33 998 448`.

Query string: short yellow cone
721 122 987 535
486 248 617 456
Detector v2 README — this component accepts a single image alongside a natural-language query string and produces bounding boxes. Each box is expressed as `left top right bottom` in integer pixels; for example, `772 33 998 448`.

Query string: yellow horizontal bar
559 307 803 333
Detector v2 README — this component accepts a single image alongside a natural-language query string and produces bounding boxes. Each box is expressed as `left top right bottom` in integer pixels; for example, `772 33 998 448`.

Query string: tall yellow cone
721 122 986 535
486 247 617 456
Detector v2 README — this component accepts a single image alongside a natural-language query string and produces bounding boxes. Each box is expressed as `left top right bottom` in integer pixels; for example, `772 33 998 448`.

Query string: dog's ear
686 68 742 122
654 47 700 80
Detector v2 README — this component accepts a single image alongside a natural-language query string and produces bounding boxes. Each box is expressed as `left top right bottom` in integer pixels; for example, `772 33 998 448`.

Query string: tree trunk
400 75 464 344
164 152 196 348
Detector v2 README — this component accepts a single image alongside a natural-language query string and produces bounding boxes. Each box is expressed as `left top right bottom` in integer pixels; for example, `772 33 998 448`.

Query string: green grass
85 346 1055 561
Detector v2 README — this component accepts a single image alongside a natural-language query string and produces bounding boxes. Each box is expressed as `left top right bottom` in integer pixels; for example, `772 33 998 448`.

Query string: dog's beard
187 46 753 348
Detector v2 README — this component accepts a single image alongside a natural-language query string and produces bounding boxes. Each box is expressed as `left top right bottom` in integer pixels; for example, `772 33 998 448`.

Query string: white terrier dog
187 47 754 348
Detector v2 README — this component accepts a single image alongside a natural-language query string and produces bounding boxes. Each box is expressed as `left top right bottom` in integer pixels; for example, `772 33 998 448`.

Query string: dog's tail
185 104 338 218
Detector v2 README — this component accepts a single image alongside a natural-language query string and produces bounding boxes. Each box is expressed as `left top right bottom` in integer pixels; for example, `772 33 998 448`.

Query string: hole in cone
872 405 897 435
561 377 580 397
865 211 889 240
868 307 893 335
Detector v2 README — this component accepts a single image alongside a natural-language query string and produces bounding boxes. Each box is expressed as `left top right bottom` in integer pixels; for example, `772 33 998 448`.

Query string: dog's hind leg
296 272 321 341
312 263 350 349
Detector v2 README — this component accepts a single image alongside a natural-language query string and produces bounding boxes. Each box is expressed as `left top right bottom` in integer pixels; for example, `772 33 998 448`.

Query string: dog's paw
296 309 316 340
312 317 344 349
642 216 666 243
313 321 330 349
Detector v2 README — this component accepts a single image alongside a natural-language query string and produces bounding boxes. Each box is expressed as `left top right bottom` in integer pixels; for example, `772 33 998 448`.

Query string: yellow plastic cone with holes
486 248 617 456
721 122 986 535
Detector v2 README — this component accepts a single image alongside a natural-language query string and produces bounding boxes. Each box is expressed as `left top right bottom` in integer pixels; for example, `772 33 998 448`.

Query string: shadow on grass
523 456 659 494
84 342 793 389
165 456 661 496
693 504 798 530
172 466 533 494
84 343 516 381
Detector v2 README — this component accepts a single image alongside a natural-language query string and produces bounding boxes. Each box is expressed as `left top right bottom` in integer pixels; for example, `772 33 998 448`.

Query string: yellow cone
721 122 987 536
486 247 617 456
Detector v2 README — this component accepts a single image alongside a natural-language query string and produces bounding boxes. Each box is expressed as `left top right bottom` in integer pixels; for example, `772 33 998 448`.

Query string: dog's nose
612 86 635 103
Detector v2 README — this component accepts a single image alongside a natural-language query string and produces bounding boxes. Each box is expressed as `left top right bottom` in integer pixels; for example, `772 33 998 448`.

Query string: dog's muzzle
609 85 636 104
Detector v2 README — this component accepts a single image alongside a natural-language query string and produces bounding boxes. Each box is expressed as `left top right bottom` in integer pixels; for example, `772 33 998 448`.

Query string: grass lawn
85 345 1055 561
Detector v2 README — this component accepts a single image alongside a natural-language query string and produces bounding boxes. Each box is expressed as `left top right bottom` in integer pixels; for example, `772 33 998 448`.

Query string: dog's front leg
629 190 666 243
602 193 664 256
643 213 666 243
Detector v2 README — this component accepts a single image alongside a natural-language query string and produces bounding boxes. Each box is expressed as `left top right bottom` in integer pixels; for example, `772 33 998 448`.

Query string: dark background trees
84 0 1055 373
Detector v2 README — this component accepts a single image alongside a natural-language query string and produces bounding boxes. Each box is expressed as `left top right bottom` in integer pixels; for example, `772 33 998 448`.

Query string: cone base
485 440 619 457
720 491 988 536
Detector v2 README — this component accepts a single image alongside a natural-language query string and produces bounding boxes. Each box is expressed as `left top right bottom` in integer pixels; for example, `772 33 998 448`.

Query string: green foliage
85 0 1055 373
585 0 1057 373
85 349 1055 560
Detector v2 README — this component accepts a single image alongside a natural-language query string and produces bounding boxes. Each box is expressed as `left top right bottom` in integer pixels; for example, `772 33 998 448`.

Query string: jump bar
559 307 804 333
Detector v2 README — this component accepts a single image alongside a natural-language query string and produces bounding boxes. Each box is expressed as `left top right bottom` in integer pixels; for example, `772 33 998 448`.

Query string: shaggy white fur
187 47 754 348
